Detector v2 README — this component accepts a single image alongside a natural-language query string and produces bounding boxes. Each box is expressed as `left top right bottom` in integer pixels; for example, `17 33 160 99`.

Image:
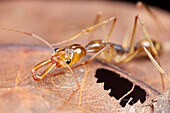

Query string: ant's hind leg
121 15 168 89
136 1 159 24
124 15 160 66
122 15 138 54
118 46 170 88
137 16 168 89
136 1 168 39
123 1 161 49
118 46 170 82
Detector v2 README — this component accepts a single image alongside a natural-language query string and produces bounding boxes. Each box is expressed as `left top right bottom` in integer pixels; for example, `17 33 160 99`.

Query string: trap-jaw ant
0 14 169 90
52 15 169 89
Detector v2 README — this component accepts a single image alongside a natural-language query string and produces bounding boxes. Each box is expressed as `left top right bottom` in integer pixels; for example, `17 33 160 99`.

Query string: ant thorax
64 47 74 59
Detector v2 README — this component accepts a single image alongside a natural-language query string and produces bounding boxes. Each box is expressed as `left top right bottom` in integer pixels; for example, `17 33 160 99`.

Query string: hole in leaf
95 68 146 107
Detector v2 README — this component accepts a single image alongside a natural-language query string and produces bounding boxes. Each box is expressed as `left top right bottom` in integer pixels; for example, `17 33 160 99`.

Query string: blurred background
124 0 169 11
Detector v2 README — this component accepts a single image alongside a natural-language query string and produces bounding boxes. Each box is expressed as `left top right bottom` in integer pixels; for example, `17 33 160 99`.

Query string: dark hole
95 68 146 107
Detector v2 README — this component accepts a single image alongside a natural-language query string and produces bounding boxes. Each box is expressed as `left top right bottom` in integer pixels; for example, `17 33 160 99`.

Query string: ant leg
123 2 160 49
93 12 103 25
118 46 170 83
57 58 81 110
122 16 137 49
137 1 169 40
31 59 55 81
0 28 54 51
121 15 167 89
92 12 110 42
87 13 116 61
137 16 168 89
78 65 90 109
52 17 116 46
138 16 159 58
89 12 104 39
105 17 117 42
126 15 138 54
100 43 113 62
136 1 158 24
58 58 80 88
90 12 117 43
122 2 154 49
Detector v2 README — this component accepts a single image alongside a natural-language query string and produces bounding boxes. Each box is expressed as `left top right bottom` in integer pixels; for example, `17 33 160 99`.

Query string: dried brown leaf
152 91 170 113
0 1 170 113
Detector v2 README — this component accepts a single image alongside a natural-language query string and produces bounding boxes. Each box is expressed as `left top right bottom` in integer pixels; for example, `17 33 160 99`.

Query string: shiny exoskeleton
31 38 161 81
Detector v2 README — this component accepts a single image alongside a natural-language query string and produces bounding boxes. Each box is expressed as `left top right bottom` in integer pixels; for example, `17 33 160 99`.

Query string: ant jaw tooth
32 73 42 81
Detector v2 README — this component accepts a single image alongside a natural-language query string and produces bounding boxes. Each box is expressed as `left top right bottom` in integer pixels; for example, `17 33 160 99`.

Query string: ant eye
66 59 71 64
54 48 59 51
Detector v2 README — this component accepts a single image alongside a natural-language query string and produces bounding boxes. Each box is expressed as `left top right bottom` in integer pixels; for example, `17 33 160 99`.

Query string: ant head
51 44 86 67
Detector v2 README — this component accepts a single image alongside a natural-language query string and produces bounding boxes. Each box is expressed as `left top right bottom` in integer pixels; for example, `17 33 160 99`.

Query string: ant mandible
0 14 169 90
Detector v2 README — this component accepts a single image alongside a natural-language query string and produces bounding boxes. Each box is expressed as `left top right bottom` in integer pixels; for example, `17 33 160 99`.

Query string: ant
52 14 169 89
0 12 169 91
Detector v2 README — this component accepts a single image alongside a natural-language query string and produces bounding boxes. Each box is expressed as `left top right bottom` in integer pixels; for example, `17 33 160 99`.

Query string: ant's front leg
136 1 159 26
52 17 116 46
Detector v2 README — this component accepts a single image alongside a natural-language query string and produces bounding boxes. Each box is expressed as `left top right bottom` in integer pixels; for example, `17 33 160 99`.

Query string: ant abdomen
135 39 162 56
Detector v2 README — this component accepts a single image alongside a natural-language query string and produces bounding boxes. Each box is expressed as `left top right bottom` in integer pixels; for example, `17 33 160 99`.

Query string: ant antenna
0 28 54 51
